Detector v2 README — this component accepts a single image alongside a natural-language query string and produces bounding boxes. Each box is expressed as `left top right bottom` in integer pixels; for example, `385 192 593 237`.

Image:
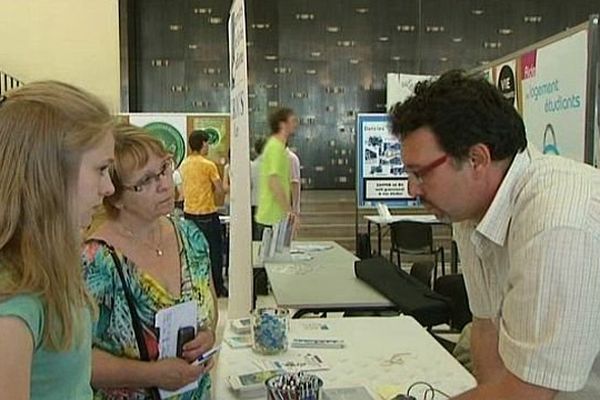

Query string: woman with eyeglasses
82 123 218 400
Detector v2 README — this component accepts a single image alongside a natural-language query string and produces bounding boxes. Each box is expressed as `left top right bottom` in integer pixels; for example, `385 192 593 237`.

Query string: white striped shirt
454 147 600 398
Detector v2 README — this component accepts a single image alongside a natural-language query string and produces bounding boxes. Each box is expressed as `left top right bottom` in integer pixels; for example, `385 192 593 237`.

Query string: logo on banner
543 123 560 155
521 50 537 80
497 65 516 105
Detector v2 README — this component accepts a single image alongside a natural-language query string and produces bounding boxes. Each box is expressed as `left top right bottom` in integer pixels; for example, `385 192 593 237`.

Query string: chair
410 261 436 288
389 221 445 281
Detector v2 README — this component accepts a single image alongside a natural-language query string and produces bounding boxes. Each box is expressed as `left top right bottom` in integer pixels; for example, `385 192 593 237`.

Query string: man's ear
468 143 492 173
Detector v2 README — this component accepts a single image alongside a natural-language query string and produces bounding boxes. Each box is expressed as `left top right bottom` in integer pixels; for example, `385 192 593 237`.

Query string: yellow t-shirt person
181 154 220 215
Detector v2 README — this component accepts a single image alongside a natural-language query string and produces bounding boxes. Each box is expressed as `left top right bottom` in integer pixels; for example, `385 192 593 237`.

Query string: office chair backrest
390 221 433 251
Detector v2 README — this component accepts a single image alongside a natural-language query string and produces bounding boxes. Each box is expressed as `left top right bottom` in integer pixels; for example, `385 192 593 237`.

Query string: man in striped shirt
390 70 600 399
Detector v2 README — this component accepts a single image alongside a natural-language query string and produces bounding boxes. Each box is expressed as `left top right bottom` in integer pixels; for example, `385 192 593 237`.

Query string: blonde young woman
0 82 115 399
82 124 217 400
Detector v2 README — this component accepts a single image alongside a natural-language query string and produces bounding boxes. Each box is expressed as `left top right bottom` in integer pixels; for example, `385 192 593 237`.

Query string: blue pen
196 345 221 364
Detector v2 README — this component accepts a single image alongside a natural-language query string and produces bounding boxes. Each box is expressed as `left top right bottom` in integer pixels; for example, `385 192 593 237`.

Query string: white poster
228 0 253 318
356 114 418 208
520 30 588 162
361 119 404 178
365 180 410 199
386 73 434 110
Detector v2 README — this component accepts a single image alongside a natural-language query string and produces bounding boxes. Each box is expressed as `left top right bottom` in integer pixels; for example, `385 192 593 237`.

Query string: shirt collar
475 148 532 246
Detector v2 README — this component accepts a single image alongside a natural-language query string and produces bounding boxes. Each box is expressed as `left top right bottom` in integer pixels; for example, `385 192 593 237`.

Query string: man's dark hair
268 107 294 134
189 129 209 152
254 136 266 155
389 70 527 161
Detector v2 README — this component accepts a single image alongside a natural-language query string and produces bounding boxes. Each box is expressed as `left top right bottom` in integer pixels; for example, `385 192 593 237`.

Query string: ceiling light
498 28 513 35
337 40 355 47
355 8 369 14
483 41 502 49
169 24 182 31
397 24 416 32
425 25 445 33
326 26 340 33
391 55 401 61
378 36 390 42
524 15 543 23
252 23 271 29
194 8 212 14
306 69 317 75
472 9 484 15
209 17 223 25
295 13 315 20
311 51 321 57
264 55 278 61
452 37 463 43
439 57 449 62
479 60 490 65
188 44 198 50
349 58 360 64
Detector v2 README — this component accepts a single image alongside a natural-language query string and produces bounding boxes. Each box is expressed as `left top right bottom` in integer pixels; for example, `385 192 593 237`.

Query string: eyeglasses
122 158 174 193
405 155 448 185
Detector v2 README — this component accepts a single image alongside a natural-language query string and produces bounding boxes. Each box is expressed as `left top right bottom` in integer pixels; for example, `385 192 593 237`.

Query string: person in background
0 81 115 399
250 137 266 240
390 70 600 400
181 130 227 297
82 124 217 400
255 108 299 235
287 145 301 233
173 168 184 210
222 152 231 215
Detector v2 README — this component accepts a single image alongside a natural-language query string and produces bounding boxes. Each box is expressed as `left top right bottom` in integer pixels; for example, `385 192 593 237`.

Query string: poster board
121 113 230 174
519 30 588 162
228 0 253 318
469 16 599 165
386 73 434 110
356 113 420 209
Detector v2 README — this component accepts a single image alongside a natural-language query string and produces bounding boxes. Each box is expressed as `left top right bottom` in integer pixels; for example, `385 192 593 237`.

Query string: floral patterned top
82 216 215 400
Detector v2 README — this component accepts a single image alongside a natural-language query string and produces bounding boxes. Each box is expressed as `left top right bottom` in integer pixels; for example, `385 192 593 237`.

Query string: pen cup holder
266 372 323 400
251 307 290 355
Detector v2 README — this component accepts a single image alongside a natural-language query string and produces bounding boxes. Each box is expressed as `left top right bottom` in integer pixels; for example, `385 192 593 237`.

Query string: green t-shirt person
0 295 93 400
256 137 291 226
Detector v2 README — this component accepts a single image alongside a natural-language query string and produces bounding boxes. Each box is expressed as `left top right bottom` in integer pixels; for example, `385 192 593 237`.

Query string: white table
213 316 476 399
262 241 395 318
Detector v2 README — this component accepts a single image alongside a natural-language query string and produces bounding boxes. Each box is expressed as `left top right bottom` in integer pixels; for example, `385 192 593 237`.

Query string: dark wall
127 0 599 189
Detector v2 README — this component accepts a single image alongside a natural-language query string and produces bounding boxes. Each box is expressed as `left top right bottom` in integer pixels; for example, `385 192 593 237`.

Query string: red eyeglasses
406 155 448 185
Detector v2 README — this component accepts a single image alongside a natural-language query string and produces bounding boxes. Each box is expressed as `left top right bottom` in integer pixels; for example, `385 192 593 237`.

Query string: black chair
389 221 445 281
410 261 436 288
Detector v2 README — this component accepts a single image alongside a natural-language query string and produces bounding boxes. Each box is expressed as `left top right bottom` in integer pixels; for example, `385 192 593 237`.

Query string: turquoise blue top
0 294 93 400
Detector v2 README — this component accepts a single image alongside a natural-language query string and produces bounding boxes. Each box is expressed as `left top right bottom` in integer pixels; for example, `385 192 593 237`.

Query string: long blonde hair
0 81 114 350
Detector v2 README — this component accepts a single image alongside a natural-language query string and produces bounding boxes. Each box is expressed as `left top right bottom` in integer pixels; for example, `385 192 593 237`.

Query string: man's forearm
452 373 556 400
291 181 300 214
471 318 504 384
269 176 290 212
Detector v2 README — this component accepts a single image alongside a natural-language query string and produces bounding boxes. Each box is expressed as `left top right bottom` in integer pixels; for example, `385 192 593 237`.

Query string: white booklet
155 300 198 399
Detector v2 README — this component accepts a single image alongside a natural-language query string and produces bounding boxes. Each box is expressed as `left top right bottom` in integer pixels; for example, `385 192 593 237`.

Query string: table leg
378 223 382 255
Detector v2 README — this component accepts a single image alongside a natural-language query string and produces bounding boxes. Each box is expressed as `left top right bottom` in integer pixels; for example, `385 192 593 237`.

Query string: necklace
119 221 164 257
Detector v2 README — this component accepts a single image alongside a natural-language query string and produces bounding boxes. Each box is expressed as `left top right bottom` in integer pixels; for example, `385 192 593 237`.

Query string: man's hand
452 370 557 400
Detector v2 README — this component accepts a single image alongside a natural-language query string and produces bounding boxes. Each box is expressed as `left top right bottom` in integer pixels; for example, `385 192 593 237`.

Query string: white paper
155 300 199 399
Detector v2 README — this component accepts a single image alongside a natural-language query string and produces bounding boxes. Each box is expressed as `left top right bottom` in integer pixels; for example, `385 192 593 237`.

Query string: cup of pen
251 307 290 355
266 372 323 400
